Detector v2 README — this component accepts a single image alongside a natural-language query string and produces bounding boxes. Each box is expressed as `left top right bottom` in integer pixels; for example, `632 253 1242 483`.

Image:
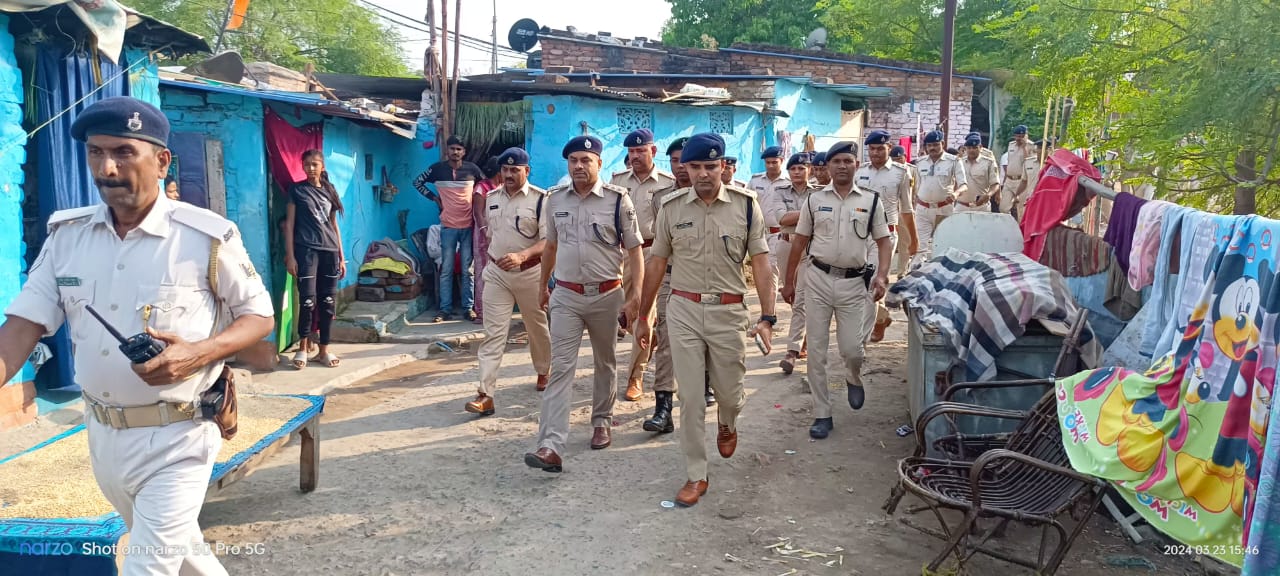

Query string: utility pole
939 0 957 141
491 0 498 74
450 0 462 138
213 0 236 53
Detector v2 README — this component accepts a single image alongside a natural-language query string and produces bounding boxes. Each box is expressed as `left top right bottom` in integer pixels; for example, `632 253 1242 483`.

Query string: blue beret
811 152 827 166
497 147 529 167
562 135 603 158
724 156 738 165
71 96 169 147
826 141 858 159
923 130 945 144
786 153 808 169
964 134 982 147
625 129 654 147
889 146 906 157
666 137 690 156
760 146 783 160
1013 125 1028 135
680 133 726 163
864 129 892 146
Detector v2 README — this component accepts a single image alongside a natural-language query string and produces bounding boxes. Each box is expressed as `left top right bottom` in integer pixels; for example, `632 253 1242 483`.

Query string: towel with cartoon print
1057 214 1276 567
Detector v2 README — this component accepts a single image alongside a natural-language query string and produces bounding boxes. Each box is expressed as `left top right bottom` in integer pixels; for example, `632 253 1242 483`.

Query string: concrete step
330 294 433 343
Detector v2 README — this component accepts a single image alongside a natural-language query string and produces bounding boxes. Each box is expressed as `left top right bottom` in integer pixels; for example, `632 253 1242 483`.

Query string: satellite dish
526 50 543 69
804 28 828 51
508 18 540 53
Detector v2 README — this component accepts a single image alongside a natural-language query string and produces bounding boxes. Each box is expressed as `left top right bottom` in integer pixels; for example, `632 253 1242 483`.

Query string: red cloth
264 106 323 195
1020 149 1100 261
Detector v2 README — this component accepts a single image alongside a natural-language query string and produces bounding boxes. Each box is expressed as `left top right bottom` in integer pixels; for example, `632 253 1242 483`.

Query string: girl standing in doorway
284 149 346 369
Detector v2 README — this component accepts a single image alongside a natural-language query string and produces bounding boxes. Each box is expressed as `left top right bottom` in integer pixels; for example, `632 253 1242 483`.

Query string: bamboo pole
1040 95 1055 164
439 0 451 141
450 0 462 142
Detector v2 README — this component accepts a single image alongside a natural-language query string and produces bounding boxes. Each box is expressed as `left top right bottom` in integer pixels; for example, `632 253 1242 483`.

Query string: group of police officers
467 123 1023 507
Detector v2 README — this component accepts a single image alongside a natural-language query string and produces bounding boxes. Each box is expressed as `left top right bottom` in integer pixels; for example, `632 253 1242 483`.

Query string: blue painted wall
0 15 30 385
773 79 846 160
125 48 159 107
522 95 765 189
160 88 272 295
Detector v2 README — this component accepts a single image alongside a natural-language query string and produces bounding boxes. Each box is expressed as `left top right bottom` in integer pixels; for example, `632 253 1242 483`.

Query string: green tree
129 0 410 76
661 0 822 49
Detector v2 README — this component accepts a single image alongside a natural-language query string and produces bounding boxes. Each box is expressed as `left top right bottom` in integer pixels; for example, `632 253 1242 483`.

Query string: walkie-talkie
85 305 166 363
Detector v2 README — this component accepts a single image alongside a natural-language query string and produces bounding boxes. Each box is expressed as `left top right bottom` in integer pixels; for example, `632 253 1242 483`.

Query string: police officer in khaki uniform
781 141 892 440
525 136 645 472
0 97 275 575
912 130 968 266
889 145 918 277
958 133 1002 213
1003 125 1035 217
767 153 818 375
466 147 551 417
856 130 915 343
722 156 747 188
812 152 832 187
635 133 774 507
612 129 677 402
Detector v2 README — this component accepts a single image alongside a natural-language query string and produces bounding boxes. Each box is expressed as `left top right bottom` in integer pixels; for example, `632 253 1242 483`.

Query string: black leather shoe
643 391 675 433
704 378 716 407
847 382 865 410
809 417 833 439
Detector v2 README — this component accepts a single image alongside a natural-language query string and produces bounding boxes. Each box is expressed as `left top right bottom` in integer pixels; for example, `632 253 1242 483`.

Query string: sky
367 0 675 75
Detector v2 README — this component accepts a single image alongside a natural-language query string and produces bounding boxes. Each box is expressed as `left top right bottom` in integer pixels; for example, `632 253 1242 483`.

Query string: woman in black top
284 149 346 369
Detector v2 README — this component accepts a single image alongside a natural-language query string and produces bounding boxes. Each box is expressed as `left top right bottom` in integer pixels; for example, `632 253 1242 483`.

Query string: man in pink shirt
414 136 486 322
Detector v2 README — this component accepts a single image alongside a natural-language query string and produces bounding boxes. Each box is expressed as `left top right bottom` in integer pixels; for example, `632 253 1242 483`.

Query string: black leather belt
812 259 865 279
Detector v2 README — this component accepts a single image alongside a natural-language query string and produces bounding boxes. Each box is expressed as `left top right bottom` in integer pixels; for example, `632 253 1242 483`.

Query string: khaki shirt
796 185 891 270
5 193 273 407
960 155 1002 204
747 172 788 196
763 182 818 234
610 167 676 241
1005 140 1035 183
484 182 548 261
652 184 768 296
855 161 914 224
915 153 968 204
545 179 643 283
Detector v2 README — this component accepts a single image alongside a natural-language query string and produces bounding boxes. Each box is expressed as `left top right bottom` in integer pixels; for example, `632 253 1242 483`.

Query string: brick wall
541 37 666 73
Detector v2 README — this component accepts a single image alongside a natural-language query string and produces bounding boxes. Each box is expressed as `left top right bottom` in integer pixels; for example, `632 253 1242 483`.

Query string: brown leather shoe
465 394 495 417
523 447 562 473
590 426 612 450
675 479 709 507
624 377 643 401
717 424 737 458
780 351 798 375
870 317 893 343
536 373 548 392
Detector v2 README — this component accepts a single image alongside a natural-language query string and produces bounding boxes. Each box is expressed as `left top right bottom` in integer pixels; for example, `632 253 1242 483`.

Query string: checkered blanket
886 250 1096 381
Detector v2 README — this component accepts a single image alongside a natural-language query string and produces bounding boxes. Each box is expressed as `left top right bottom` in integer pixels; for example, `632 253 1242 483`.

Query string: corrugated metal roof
785 77 894 99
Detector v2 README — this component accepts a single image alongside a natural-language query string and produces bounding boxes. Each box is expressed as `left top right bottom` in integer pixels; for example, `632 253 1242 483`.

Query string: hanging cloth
1102 192 1148 274
1020 149 1100 261
263 106 322 195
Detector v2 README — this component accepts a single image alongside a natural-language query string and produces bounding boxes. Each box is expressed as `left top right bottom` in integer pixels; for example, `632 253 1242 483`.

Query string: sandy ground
183 303 1212 576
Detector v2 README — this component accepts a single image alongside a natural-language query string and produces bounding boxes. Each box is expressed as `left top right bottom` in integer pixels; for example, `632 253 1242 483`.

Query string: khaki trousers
534 284 625 455
667 295 748 482
775 236 808 354
911 204 954 267
804 264 871 419
865 232 897 341
892 215 912 276
627 254 674 393
477 264 551 396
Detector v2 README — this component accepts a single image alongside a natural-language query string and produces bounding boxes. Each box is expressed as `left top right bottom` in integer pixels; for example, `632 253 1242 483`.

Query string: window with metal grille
710 110 734 134
617 106 652 133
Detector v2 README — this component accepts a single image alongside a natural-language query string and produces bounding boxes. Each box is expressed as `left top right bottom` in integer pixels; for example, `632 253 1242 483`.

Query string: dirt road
199 308 1205 575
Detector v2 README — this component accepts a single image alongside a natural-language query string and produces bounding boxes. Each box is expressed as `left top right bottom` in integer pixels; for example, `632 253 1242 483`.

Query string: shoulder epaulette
45 205 98 233
547 184 570 195
602 182 629 195
529 184 548 195
611 170 631 179
171 202 237 242
661 188 691 205
751 172 766 179
726 184 757 199
654 168 676 182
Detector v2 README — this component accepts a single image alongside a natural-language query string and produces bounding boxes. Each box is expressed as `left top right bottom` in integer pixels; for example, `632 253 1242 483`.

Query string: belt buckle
113 406 128 429
702 293 721 305
584 283 601 296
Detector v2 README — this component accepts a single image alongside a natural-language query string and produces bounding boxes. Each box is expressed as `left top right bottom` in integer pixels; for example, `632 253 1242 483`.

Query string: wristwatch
759 315 777 327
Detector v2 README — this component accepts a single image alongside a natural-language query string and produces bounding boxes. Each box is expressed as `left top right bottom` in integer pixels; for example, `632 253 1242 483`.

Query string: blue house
0 3 206 428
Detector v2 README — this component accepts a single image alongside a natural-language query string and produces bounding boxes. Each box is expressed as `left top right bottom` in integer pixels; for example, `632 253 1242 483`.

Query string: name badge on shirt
555 211 570 217
818 206 834 213
56 276 81 287
489 204 499 210
675 222 694 230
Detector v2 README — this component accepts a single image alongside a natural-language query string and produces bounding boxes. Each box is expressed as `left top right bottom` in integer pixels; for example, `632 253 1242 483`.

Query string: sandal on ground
291 350 307 370
315 352 341 368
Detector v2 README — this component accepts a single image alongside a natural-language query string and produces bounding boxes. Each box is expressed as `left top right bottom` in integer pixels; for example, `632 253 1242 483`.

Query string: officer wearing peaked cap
767 153 819 375
911 130 968 266
525 134 645 473
811 152 831 186
611 129 677 403
749 146 788 295
466 147 552 418
2 96 275 575
635 132 774 508
856 130 916 343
